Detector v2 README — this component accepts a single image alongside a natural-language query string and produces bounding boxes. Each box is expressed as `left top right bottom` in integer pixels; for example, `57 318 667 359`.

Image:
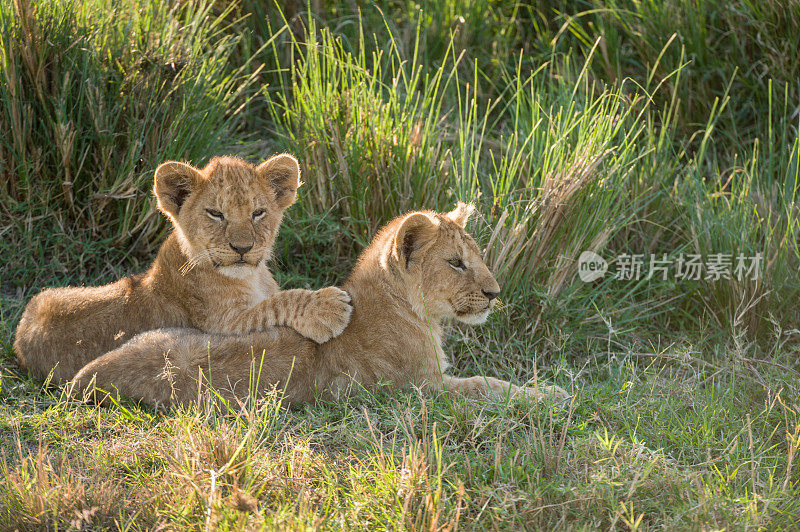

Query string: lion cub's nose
482 289 499 301
230 243 253 255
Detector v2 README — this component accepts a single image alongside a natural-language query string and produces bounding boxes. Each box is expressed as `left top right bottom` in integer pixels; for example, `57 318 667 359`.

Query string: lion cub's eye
252 209 266 220
206 209 224 221
448 259 466 271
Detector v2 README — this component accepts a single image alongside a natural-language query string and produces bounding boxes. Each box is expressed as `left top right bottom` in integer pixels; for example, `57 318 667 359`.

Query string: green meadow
1 0 799 528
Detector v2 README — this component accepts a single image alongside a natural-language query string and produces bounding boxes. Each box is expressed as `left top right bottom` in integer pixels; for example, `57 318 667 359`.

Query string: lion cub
15 155 352 383
73 203 568 406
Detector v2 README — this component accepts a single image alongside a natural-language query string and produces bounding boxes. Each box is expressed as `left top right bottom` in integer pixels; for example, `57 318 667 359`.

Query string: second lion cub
14 154 352 383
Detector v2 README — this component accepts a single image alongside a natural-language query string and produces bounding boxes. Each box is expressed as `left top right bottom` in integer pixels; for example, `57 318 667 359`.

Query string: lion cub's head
154 154 300 275
385 203 501 324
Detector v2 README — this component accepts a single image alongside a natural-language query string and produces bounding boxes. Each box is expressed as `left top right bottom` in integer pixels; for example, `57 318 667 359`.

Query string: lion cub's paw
296 287 353 343
515 383 571 403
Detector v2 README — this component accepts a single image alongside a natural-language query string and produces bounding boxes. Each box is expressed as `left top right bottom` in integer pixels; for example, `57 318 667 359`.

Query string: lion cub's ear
393 213 438 269
154 161 204 219
445 201 475 228
257 154 301 209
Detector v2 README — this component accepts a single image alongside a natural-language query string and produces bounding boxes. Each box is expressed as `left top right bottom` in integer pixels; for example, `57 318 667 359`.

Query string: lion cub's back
14 275 183 382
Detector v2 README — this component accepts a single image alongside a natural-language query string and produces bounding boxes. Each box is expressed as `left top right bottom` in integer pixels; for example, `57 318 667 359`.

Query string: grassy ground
2 0 800 528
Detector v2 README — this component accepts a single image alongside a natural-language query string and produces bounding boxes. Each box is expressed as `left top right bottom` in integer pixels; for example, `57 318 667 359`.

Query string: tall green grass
550 0 800 156
274 1 799 162
3 0 795 342
252 3 800 346
264 20 460 258
471 57 800 343
0 0 259 286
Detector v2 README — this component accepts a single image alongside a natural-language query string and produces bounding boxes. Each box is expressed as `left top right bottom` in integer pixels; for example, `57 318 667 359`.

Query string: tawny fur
14 154 352 383
73 204 568 405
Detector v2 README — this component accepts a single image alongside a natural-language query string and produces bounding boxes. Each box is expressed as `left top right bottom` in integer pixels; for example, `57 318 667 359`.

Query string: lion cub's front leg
438 375 569 402
224 287 353 343
278 287 353 343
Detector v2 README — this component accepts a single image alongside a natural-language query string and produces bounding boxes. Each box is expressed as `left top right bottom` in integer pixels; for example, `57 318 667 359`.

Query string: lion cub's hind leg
72 327 320 408
437 375 570 402
71 328 204 407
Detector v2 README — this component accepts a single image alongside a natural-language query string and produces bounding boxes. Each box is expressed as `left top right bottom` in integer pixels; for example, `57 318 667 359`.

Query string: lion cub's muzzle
453 291 497 317
213 246 265 268
452 275 501 323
